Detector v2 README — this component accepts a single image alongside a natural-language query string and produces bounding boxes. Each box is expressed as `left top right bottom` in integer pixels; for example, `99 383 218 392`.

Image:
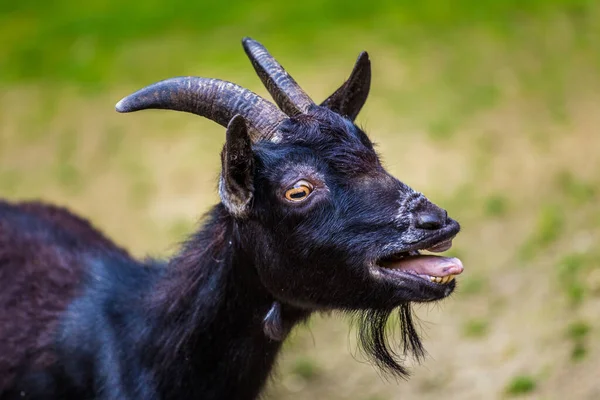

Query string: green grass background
2 1 600 398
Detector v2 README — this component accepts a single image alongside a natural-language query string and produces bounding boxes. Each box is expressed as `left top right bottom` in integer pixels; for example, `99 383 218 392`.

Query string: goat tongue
382 255 463 277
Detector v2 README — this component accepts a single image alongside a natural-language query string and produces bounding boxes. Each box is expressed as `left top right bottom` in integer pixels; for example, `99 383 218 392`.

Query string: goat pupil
291 191 305 199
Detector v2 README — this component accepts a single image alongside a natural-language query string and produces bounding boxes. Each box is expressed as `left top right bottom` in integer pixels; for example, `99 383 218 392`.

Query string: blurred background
1 0 599 398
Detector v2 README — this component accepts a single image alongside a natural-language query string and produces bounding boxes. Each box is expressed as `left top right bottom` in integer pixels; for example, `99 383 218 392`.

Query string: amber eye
284 180 313 202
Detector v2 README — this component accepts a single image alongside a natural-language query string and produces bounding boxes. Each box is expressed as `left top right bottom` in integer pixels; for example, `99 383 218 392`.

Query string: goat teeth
429 275 456 284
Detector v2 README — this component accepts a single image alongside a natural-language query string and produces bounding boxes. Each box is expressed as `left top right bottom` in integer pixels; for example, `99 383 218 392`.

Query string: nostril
416 212 445 230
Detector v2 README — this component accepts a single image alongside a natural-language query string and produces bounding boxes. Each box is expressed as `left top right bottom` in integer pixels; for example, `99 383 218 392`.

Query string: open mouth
373 236 463 285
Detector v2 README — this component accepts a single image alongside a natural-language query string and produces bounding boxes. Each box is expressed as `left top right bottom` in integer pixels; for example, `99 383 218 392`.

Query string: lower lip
426 238 453 253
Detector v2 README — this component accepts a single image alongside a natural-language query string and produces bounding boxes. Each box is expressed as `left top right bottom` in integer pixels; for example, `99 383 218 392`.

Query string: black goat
0 38 463 400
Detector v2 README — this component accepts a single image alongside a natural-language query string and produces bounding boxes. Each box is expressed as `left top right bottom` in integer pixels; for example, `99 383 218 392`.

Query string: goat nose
416 211 445 230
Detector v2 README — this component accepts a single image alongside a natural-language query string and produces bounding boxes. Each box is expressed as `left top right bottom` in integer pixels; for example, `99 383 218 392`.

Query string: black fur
1 99 460 398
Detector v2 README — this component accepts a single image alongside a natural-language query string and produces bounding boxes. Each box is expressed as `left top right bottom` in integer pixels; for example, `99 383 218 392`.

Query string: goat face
244 107 461 311
117 37 463 375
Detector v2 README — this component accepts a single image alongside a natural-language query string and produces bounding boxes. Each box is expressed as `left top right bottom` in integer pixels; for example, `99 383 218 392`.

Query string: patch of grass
566 320 591 341
1 0 599 108
555 170 596 205
519 204 565 261
567 320 591 362
565 283 586 306
533 204 565 246
484 194 509 217
556 253 589 306
505 375 537 396
558 253 587 276
462 318 489 338
571 342 588 362
291 357 320 381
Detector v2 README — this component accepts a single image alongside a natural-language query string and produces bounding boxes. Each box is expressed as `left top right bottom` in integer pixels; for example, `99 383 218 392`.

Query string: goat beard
353 304 425 378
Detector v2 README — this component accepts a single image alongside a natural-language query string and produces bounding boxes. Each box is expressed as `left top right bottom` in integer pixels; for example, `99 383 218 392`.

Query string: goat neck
145 206 310 399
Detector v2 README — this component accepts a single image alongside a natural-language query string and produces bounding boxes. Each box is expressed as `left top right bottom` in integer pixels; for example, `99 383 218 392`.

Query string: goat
0 38 463 400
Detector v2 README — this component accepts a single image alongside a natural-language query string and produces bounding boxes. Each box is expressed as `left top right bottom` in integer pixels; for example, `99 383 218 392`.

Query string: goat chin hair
350 304 426 378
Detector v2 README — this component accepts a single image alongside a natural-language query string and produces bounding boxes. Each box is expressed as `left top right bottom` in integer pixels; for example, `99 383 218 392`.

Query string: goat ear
219 115 254 218
320 51 371 121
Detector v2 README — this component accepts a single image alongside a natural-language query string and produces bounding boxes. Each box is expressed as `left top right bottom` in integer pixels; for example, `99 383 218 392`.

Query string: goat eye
284 180 313 202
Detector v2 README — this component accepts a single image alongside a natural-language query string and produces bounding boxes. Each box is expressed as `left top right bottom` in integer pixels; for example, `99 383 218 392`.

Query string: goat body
1 200 308 399
0 38 463 399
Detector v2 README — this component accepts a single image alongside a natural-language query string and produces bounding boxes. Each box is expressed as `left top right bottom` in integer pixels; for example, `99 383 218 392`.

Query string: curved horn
242 37 315 116
321 51 371 121
115 76 287 142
